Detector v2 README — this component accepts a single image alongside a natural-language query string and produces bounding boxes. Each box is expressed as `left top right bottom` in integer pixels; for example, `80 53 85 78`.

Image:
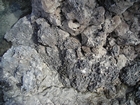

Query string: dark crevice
75 34 82 43
31 22 39 45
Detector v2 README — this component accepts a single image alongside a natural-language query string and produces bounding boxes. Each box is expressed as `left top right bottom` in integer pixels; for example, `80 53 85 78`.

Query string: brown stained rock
32 0 62 26
48 8 62 26
104 16 121 33
114 21 140 45
91 46 107 58
62 0 104 36
82 46 91 54
64 37 81 49
115 22 129 36
82 25 106 47
76 47 83 59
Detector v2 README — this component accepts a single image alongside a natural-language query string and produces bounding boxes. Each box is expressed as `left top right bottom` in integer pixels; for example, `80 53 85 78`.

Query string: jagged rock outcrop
5 16 34 47
0 0 31 56
0 0 140 105
120 58 140 86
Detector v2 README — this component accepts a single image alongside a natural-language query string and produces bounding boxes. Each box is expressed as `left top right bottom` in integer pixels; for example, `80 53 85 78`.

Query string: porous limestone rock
62 5 105 36
32 0 62 26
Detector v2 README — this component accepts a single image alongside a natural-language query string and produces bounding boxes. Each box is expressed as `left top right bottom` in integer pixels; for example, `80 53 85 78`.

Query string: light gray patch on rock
36 18 58 47
5 16 34 47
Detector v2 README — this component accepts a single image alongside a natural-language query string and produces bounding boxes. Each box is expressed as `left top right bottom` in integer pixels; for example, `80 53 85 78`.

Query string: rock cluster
0 0 140 105
0 0 31 56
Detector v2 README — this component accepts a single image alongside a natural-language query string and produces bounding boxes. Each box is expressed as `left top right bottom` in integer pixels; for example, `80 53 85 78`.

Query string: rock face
0 0 31 56
0 0 140 105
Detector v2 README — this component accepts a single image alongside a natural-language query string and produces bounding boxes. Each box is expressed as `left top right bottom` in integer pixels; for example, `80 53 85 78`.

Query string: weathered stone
57 28 70 49
101 0 137 14
82 46 91 55
120 46 137 61
116 31 140 45
64 37 81 49
5 16 34 47
1 0 140 105
91 46 107 58
62 0 95 25
36 18 58 46
115 22 129 36
0 0 31 57
116 54 127 70
120 58 140 86
61 0 105 36
32 0 62 26
111 45 120 56
104 16 121 33
82 25 106 47
61 19 86 36
89 7 105 26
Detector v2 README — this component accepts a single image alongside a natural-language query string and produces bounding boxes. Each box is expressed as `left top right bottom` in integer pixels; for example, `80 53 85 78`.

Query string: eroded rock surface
0 0 140 105
0 0 31 56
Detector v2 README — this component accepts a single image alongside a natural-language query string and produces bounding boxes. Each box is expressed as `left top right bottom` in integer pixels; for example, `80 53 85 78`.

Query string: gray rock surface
0 46 89 105
0 0 140 105
5 16 34 47
0 0 31 56
120 58 140 86
98 0 139 14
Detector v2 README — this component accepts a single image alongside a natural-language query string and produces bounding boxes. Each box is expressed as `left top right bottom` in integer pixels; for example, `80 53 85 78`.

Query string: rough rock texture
5 16 34 47
0 46 85 105
98 0 139 14
0 0 31 56
0 0 140 105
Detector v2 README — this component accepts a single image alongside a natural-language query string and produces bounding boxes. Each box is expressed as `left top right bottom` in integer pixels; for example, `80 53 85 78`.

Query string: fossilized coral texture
0 0 140 105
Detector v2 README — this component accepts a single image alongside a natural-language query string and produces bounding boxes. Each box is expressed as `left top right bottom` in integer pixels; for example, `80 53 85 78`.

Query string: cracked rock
1 0 140 105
